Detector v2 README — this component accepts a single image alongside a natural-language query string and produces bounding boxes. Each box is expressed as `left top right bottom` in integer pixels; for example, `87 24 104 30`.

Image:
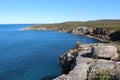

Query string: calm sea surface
0 24 100 80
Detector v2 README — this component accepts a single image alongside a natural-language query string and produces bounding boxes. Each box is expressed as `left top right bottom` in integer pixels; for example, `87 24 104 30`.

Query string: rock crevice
54 43 120 80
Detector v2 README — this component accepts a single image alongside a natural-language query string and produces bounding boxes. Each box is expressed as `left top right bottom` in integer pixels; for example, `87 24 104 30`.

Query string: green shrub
75 42 81 48
115 64 120 79
88 69 114 80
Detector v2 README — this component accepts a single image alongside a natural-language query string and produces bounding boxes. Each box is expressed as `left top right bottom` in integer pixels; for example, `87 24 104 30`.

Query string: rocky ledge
54 42 120 80
22 26 120 42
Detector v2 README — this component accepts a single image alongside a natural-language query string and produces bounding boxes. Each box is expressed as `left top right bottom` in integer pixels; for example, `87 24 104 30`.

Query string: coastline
54 43 120 80
21 25 120 80
21 27 105 42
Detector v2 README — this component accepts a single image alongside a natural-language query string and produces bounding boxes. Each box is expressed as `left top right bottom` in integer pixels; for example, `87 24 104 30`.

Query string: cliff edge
54 43 120 80
22 20 120 42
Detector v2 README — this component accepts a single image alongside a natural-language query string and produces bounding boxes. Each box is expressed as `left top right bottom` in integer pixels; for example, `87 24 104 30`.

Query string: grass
115 43 120 60
28 20 120 31
88 69 115 80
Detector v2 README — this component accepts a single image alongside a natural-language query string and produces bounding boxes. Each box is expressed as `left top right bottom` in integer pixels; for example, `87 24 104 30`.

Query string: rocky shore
54 43 120 80
21 23 120 80
22 26 120 42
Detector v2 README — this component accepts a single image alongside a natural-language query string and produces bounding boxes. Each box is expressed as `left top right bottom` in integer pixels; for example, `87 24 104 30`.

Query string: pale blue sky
0 0 120 24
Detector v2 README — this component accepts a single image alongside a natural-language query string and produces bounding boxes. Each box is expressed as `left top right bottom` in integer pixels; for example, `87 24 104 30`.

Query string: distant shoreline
21 26 105 42
21 20 120 42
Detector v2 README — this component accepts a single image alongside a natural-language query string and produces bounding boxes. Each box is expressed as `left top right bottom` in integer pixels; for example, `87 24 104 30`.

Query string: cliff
22 26 120 41
54 43 120 80
22 20 120 41
21 20 120 79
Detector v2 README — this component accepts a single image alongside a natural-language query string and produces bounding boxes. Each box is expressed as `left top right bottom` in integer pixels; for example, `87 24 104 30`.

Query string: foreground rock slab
92 44 118 60
54 43 120 80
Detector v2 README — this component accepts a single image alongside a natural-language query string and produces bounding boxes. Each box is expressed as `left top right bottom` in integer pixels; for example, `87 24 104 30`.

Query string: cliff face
109 31 120 42
54 43 120 80
72 27 116 40
55 26 118 41
22 26 120 41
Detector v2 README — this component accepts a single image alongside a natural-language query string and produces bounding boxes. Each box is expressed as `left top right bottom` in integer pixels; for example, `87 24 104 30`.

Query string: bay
0 24 100 80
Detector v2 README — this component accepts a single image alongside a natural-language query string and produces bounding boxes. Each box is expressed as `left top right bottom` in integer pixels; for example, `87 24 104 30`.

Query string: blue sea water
0 24 100 80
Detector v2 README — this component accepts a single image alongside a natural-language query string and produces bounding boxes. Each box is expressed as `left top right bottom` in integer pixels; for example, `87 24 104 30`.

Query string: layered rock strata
22 26 120 41
54 43 120 80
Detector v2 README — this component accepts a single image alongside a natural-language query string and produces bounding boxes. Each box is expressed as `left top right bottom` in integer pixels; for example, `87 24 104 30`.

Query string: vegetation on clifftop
31 20 120 31
88 69 120 80
88 69 114 80
27 19 120 60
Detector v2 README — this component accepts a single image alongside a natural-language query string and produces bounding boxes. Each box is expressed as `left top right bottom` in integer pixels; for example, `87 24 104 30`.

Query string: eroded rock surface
92 44 118 60
22 26 119 41
54 43 120 80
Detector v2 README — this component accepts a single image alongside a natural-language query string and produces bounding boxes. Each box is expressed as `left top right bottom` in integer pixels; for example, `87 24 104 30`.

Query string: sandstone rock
88 59 120 80
110 31 120 41
55 43 120 80
66 64 89 80
59 49 78 74
91 45 118 60
53 74 67 80
90 59 115 73
72 27 89 35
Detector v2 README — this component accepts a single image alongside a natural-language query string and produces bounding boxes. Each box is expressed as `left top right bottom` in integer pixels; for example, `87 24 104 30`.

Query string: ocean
0 24 100 80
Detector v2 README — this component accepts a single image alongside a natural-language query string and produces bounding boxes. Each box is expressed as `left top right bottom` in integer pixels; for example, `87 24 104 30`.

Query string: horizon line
0 19 120 24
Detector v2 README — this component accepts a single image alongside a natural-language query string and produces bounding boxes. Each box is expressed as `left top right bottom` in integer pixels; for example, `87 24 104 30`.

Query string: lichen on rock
91 44 118 60
54 43 120 80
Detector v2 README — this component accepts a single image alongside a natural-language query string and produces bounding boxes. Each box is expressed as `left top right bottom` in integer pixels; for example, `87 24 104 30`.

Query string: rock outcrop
54 43 120 80
72 27 88 35
92 45 118 60
109 31 120 42
72 27 115 40
59 48 78 74
22 25 120 41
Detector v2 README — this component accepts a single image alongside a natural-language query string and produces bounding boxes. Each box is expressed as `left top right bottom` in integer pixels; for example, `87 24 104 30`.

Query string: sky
0 0 120 24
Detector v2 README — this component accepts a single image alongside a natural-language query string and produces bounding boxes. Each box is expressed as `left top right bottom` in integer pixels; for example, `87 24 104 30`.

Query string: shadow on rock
81 53 93 58
109 31 120 42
